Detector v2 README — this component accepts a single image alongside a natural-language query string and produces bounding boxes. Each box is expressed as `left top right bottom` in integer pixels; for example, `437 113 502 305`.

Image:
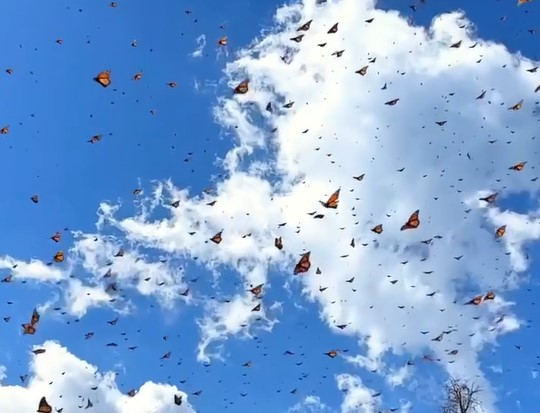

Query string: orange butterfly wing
94 70 111 87
37 397 52 413
484 291 495 300
294 252 311 275
210 231 222 244
322 189 340 209
234 81 249 94
400 210 420 230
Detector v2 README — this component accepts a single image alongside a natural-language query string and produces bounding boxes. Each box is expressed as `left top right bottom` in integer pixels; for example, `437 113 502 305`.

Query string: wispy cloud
190 35 207 58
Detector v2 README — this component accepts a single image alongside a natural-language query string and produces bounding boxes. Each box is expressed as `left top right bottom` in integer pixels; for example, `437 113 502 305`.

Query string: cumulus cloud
90 0 540 389
1 0 539 411
336 374 380 413
0 341 195 413
290 395 329 413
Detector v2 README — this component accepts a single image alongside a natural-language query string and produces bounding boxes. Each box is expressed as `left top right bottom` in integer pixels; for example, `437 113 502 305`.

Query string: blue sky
1 1 540 413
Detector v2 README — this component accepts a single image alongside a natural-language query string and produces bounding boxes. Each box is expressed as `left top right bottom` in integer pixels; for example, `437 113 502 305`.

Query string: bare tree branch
441 378 483 413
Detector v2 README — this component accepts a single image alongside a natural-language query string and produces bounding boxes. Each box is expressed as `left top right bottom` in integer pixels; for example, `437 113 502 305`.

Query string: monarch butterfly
327 23 338 33
294 252 311 275
218 36 228 46
50 232 61 243
450 40 462 48
324 350 338 358
22 323 36 335
484 291 495 300
234 80 249 94
400 210 420 231
88 134 102 144
37 397 52 413
508 99 523 111
210 231 222 244
114 249 124 257
94 70 111 87
32 348 46 355
290 34 304 43
274 237 283 250
321 189 340 209
0 126 9 134
495 225 506 238
293 19 311 32
509 161 526 171
479 193 497 204
385 98 400 106
249 284 263 296
31 195 39 203
518 0 532 5
353 174 365 181
535 84 540 93
5 68 13 74
465 295 483 305
110 2 117 7
127 389 137 397
171 200 180 208
251 303 261 312
53 251 64 263
174 395 183 406
31 308 40 325
133 188 142 195
133 72 142 81
56 39 63 45
167 82 177 88
355 66 368 76
371 224 383 234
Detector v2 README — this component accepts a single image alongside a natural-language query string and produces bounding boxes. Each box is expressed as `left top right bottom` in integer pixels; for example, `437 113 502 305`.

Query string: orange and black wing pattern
210 231 223 244
495 225 506 238
37 397 52 413
321 189 340 209
509 161 526 171
94 70 111 87
234 80 249 94
400 210 420 230
294 252 311 275
53 251 65 263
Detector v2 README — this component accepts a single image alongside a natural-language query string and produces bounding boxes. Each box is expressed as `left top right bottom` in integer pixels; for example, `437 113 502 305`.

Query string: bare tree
441 378 483 413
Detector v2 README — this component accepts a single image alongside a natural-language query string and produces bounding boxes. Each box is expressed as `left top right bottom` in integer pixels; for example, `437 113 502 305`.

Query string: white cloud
0 341 196 413
386 365 411 388
0 256 64 282
1 0 539 411
190 35 207 58
290 395 329 413
77 2 540 410
336 374 380 413
0 365 6 382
